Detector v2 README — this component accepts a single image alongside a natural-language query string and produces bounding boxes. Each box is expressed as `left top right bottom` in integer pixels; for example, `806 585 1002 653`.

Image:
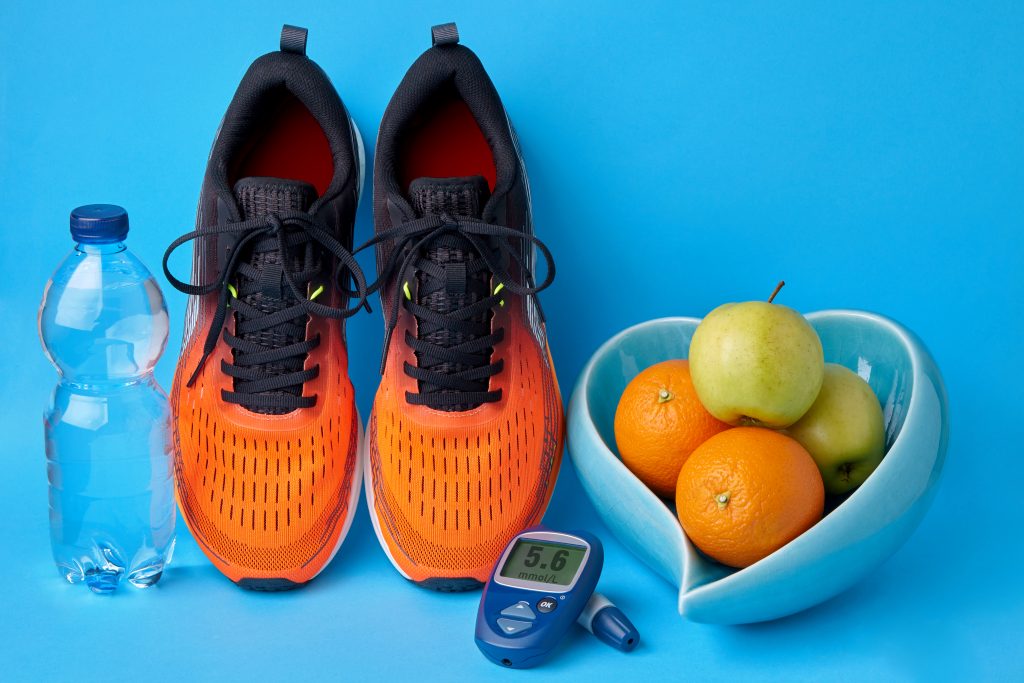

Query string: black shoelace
163 211 368 412
357 213 555 409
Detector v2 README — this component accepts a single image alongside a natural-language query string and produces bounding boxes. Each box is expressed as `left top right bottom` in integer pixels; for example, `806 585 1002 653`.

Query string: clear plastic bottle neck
75 240 127 255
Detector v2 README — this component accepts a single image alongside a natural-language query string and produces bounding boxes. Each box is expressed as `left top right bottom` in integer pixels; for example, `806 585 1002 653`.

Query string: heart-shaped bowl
567 310 949 624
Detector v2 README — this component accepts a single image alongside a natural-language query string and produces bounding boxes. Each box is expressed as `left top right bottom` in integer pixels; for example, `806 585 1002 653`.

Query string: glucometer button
536 597 558 613
496 618 533 635
500 601 537 620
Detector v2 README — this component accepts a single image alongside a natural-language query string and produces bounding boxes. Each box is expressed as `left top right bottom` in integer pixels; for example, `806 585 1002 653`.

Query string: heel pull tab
280 24 308 55
431 22 459 46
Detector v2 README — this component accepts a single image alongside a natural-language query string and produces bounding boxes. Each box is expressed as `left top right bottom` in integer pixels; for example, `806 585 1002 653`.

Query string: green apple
689 289 824 428
787 363 886 495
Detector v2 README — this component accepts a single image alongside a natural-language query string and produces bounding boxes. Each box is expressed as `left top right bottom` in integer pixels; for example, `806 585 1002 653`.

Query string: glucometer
475 528 639 668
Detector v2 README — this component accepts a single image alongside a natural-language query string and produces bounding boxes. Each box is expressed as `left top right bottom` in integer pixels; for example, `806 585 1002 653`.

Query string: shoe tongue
233 176 317 219
230 176 319 295
406 174 491 282
408 175 490 219
406 176 494 411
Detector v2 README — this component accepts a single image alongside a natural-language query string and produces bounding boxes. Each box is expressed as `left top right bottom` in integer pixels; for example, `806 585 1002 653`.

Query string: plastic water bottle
39 205 175 593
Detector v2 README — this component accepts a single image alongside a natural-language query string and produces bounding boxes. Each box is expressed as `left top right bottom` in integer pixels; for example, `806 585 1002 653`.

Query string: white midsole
362 410 412 580
351 116 366 201
310 409 364 579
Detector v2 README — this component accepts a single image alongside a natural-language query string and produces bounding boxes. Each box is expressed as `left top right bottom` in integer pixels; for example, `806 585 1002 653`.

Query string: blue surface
1 1 1021 680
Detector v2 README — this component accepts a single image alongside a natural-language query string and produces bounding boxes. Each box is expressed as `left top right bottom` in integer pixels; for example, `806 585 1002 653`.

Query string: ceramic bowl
567 311 949 624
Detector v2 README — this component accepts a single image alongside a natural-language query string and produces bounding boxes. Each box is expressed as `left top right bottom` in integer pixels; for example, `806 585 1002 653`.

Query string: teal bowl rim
568 309 948 620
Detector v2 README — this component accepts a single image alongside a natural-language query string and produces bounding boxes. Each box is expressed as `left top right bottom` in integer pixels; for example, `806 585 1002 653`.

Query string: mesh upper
366 321 564 581
176 395 358 572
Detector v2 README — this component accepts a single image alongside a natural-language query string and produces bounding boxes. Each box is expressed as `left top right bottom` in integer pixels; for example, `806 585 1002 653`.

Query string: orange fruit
675 427 824 568
614 360 731 498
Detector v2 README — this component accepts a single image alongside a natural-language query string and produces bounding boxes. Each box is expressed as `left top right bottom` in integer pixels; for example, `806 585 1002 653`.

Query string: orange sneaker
361 24 564 590
162 26 368 590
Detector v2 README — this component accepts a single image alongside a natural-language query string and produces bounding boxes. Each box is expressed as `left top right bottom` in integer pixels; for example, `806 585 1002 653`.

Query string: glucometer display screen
499 539 586 586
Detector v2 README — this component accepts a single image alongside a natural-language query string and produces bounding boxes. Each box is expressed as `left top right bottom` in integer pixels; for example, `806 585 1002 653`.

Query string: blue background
2 1 1021 680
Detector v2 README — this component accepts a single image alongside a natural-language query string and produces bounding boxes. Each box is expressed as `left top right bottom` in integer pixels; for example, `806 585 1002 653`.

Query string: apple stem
768 280 785 303
657 388 673 404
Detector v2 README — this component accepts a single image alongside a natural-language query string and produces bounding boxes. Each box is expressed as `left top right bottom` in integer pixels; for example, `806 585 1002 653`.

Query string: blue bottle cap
70 204 129 243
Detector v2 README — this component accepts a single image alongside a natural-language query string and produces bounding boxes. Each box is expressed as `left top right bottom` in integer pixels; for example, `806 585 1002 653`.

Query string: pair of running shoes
162 24 563 591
